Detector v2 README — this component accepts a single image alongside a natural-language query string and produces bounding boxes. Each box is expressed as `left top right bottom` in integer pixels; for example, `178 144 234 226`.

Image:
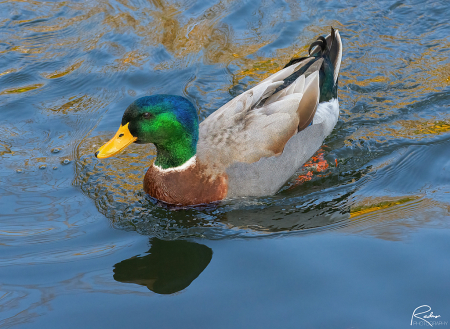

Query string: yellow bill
95 123 137 159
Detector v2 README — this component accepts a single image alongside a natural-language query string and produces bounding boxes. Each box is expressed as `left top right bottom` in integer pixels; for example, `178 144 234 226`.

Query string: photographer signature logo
411 305 447 327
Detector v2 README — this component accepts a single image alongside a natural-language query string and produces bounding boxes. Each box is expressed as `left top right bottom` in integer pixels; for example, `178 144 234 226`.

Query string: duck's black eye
142 112 152 119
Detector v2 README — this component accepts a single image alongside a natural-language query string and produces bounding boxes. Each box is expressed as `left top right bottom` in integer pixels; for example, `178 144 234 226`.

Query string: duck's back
197 28 343 198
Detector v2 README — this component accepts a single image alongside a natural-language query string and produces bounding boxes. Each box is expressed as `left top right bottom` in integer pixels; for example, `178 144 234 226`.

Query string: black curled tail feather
308 36 327 56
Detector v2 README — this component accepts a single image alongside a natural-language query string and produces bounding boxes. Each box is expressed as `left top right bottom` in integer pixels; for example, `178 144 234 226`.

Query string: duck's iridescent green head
95 95 199 169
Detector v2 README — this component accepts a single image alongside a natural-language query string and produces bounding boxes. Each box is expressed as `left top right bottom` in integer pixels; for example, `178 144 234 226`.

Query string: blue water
1 0 450 327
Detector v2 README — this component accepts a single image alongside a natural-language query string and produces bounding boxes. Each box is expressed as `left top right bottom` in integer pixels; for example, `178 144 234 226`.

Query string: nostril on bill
119 134 124 137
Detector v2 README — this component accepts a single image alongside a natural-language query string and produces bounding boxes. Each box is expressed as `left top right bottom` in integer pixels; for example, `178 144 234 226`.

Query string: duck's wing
198 27 342 186
197 59 321 175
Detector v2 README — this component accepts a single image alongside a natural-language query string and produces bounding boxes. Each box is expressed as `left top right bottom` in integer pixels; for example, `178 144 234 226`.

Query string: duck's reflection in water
113 238 212 294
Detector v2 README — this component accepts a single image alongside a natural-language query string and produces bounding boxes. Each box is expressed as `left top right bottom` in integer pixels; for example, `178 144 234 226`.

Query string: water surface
1 0 450 328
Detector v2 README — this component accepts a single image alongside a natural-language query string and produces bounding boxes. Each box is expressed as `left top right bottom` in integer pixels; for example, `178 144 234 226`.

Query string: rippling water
1 0 450 327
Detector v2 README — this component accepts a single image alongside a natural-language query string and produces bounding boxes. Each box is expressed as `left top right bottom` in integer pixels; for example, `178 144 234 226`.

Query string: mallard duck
95 27 343 206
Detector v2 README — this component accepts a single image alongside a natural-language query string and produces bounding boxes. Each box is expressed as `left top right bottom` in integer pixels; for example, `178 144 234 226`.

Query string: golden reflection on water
42 60 84 79
3 0 447 119
347 196 450 241
0 68 19 77
350 196 420 218
0 83 44 95
338 35 450 125
346 118 450 145
0 141 13 156
45 94 106 114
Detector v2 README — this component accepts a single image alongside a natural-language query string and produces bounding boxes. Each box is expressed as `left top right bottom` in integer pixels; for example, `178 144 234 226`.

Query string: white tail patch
333 30 343 83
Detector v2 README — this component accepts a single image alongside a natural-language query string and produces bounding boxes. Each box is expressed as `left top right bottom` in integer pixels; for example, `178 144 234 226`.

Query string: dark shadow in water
113 238 212 294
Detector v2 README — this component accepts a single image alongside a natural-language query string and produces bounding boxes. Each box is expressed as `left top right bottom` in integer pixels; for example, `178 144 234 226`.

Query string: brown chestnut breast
143 159 228 206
